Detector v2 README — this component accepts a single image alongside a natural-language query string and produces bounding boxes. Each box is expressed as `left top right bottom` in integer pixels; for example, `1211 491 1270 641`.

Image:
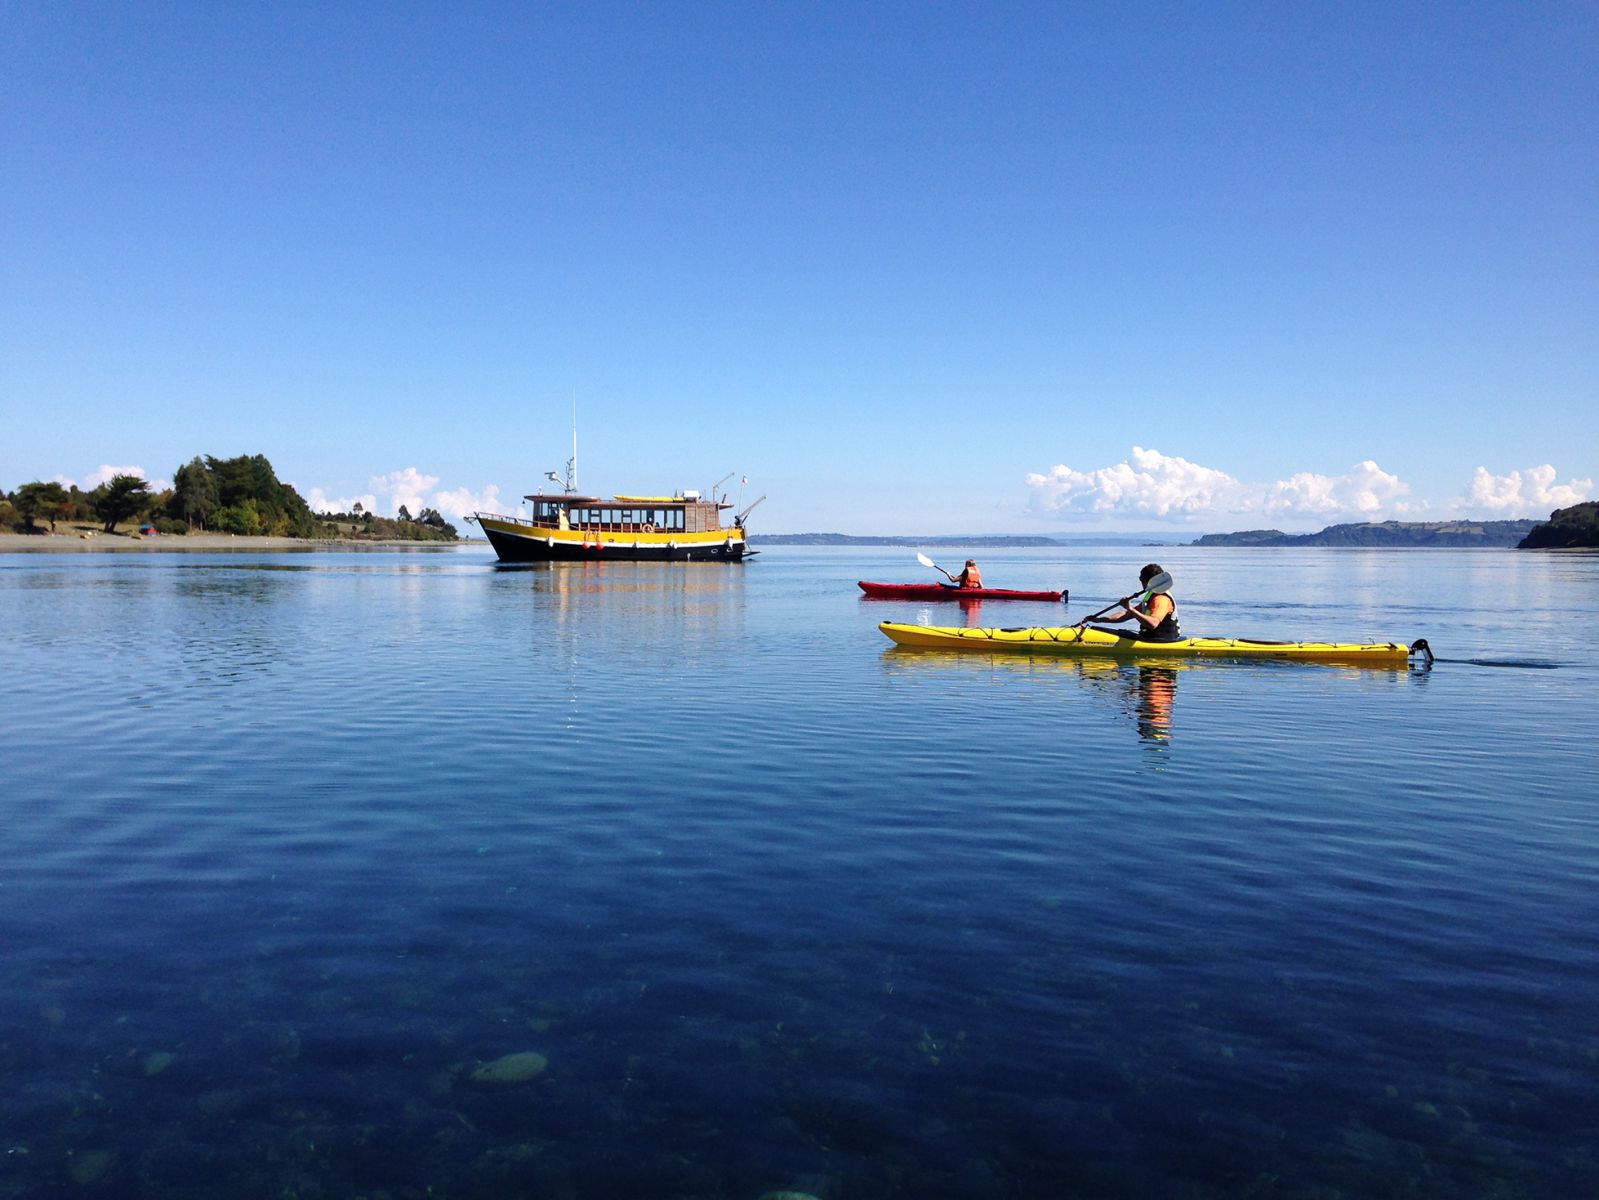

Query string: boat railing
481 512 721 537
479 512 545 529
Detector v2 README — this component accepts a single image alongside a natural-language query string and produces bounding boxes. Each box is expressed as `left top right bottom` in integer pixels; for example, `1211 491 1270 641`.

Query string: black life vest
1138 595 1181 642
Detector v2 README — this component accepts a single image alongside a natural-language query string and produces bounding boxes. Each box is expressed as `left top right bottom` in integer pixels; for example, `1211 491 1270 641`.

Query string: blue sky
4 1 1594 534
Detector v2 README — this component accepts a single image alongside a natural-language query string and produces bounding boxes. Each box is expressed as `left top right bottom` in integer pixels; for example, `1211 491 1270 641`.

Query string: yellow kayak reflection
882 646 1425 748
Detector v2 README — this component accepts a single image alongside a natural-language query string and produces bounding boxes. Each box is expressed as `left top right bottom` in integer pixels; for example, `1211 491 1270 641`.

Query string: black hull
483 525 750 563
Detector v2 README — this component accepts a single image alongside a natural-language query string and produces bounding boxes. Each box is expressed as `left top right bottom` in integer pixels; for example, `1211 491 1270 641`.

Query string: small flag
741 476 748 485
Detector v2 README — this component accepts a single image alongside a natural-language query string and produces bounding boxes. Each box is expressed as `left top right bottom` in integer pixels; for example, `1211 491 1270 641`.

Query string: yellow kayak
879 622 1428 665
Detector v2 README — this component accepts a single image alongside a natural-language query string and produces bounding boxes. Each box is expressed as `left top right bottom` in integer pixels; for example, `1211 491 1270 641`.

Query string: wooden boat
857 581 1065 601
475 488 760 563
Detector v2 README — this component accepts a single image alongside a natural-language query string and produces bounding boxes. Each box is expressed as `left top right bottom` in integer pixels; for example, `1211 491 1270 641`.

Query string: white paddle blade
1143 571 1173 596
916 552 937 569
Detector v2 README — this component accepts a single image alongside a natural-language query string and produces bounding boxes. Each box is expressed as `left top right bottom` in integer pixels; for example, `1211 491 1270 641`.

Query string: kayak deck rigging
880 622 1433 666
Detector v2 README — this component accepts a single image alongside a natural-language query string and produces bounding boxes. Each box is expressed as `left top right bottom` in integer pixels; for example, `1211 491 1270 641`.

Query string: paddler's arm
1077 603 1132 628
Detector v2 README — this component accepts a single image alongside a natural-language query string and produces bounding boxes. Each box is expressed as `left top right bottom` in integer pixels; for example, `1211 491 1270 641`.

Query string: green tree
213 499 264 535
15 481 71 533
170 457 218 531
1519 501 1599 549
204 453 318 538
92 474 152 532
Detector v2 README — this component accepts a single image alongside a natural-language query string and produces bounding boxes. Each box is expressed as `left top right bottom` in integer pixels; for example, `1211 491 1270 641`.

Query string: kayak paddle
916 551 958 583
1075 571 1172 626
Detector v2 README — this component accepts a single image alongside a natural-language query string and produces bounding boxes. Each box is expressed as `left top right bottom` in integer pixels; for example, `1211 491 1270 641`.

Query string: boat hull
480 517 750 563
879 622 1416 665
858 581 1064 601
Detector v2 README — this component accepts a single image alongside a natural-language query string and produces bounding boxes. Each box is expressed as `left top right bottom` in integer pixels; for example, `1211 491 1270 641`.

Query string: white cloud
430 484 501 521
1458 465 1591 516
305 488 379 515
1265 460 1412 516
82 464 146 488
59 465 173 492
372 467 439 517
1026 447 1412 522
304 467 501 521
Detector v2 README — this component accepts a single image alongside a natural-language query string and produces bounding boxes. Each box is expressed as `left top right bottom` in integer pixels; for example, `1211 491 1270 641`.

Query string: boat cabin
524 492 733 535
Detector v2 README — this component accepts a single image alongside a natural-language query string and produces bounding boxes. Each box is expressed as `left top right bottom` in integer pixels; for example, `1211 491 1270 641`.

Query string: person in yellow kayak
1079 563 1181 641
955 559 983 589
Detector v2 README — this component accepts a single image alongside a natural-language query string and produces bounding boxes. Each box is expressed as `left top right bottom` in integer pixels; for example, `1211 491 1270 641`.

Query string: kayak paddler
955 559 983 589
1078 563 1181 642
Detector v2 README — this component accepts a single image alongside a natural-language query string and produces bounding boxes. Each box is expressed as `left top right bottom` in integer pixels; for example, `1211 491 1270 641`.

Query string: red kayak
858 581 1066 602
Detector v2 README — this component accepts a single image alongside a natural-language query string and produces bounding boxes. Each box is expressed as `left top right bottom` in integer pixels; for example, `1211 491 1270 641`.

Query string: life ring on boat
642 523 655 534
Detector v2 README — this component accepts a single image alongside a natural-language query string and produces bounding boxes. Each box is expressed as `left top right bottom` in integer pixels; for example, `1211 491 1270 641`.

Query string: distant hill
1517 502 1599 549
1192 520 1540 548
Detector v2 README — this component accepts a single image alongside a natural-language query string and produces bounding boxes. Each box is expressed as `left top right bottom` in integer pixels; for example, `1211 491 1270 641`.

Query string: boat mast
542 397 580 495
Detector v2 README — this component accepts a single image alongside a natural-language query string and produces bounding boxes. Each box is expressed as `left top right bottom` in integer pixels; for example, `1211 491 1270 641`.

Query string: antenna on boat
543 398 579 494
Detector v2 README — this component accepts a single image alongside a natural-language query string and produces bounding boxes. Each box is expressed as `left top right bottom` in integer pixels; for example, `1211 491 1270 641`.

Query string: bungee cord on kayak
871 560 1436 666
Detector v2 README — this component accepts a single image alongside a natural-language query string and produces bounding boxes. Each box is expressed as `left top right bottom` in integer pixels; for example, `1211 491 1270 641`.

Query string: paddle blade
1143 571 1173 597
916 552 937 569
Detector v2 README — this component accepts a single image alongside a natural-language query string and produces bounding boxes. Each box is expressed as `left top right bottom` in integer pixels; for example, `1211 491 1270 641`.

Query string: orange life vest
960 565 982 588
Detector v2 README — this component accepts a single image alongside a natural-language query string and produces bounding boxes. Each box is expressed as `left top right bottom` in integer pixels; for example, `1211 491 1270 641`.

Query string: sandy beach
0 529 478 552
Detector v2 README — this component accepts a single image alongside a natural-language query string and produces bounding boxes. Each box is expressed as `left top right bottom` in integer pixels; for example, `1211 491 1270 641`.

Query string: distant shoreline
0 531 477 552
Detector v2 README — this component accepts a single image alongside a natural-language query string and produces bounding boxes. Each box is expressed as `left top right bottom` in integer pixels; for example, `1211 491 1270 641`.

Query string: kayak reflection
882 647 1429 747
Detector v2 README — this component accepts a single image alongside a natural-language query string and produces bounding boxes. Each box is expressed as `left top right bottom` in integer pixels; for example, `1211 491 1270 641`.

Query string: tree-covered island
1516 501 1599 549
1190 519 1542 548
0 453 462 542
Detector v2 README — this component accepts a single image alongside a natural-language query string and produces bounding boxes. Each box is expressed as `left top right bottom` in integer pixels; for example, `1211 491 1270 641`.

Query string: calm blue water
2 545 1596 1199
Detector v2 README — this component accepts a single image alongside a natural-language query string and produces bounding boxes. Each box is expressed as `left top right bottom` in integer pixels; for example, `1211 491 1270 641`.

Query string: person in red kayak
954 559 983 589
1079 563 1181 641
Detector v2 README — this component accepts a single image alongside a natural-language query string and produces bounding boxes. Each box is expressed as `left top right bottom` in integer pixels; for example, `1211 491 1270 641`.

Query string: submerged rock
470 1051 548 1084
141 1051 175 1076
69 1149 116 1185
